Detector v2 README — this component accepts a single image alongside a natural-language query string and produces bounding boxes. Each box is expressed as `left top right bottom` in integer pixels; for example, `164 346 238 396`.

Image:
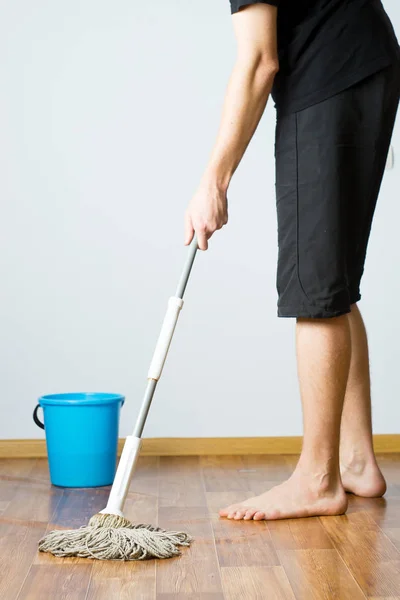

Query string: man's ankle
295 454 343 492
339 444 376 473
340 449 376 473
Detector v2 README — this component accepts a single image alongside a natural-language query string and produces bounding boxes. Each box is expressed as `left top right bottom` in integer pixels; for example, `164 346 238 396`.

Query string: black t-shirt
229 0 400 114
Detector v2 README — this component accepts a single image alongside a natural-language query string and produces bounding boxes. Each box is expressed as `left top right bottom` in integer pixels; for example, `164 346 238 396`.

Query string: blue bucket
33 393 125 488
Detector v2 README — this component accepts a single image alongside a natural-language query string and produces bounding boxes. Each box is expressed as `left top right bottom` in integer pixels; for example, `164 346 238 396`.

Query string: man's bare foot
219 468 348 521
340 456 387 497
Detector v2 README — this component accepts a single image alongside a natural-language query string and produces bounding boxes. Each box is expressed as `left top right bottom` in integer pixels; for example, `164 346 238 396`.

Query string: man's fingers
196 228 208 251
186 212 226 251
184 213 194 246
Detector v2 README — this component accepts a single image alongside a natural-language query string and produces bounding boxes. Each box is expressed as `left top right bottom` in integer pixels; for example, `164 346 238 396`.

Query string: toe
253 511 266 520
219 504 237 517
242 507 258 520
243 510 254 520
220 501 264 521
233 509 247 520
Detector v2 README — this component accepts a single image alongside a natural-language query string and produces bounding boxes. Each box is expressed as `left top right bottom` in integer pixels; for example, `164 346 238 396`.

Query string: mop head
38 513 193 560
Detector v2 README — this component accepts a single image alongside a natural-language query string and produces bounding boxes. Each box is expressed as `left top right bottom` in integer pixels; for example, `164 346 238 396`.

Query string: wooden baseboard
0 434 399 458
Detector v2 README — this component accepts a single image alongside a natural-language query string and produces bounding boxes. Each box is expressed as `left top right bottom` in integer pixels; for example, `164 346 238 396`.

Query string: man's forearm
201 58 278 192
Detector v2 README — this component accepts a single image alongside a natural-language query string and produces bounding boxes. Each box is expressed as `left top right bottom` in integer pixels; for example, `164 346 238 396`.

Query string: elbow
257 56 279 79
249 56 279 92
238 52 279 84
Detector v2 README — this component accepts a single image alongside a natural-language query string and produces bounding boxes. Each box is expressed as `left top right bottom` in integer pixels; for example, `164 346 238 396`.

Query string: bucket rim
38 392 125 406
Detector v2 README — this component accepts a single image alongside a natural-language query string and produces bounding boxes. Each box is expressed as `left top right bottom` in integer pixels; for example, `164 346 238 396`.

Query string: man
184 0 400 521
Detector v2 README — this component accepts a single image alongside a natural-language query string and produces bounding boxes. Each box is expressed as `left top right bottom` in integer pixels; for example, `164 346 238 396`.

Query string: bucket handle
33 404 45 429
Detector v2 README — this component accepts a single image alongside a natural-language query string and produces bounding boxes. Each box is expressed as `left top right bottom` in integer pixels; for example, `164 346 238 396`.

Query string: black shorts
275 62 400 318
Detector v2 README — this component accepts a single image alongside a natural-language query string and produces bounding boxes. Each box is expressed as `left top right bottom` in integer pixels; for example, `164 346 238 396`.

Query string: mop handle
146 234 198 381
103 236 199 516
138 233 198 421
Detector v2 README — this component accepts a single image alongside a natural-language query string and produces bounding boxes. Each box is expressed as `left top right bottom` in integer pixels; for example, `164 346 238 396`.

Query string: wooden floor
1 455 400 600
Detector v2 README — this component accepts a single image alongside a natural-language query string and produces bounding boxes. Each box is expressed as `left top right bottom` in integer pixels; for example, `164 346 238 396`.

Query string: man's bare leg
339 303 386 497
219 315 350 521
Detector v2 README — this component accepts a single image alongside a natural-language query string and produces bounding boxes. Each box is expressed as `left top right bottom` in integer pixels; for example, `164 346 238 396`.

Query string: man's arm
185 3 278 250
205 3 279 189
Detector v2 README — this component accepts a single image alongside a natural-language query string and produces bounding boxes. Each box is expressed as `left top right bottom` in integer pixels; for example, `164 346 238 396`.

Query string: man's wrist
201 165 232 194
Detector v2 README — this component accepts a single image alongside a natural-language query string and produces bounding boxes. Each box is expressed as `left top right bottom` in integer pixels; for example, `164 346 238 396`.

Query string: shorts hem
349 293 362 305
277 304 352 319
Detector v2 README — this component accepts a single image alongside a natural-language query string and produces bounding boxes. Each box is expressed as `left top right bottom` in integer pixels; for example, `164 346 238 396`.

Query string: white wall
0 0 399 440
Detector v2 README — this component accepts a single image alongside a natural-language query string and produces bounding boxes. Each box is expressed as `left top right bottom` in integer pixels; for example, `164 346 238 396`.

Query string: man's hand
184 181 228 251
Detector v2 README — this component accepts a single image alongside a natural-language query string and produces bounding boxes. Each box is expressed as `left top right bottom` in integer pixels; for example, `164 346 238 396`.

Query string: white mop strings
38 513 193 560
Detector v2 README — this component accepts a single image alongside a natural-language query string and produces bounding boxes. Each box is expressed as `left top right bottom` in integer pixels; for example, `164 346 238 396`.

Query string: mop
38 237 198 560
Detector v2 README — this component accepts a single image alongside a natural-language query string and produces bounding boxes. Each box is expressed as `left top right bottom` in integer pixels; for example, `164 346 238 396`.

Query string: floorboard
0 454 399 599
